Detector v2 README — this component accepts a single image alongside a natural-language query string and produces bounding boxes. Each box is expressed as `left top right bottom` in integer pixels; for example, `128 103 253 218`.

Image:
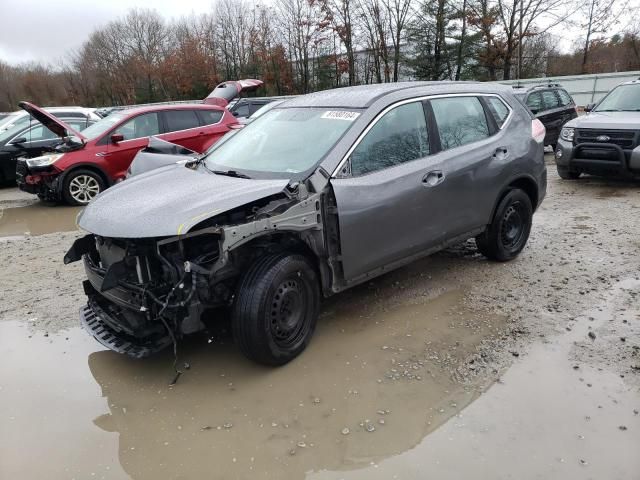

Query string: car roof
110 103 225 116
282 81 513 109
621 78 640 85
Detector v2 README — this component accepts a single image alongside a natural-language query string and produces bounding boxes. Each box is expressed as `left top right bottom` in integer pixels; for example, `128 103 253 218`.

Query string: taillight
532 119 546 143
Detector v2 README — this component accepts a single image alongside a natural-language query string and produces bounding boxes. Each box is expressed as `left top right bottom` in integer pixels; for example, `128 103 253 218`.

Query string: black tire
556 165 581 180
231 252 320 366
476 189 533 262
62 169 105 206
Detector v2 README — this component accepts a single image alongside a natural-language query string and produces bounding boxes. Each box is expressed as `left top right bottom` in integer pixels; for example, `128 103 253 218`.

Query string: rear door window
526 92 543 112
541 90 561 110
430 96 490 150
350 102 429 176
485 96 511 128
557 89 573 106
114 112 160 140
164 110 200 132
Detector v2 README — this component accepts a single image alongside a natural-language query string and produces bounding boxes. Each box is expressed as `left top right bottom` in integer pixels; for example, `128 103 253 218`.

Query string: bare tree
579 0 628 72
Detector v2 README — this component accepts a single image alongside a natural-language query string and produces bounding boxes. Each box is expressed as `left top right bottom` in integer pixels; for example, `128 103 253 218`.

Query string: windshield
595 84 640 112
0 113 29 132
80 112 127 140
204 107 358 178
0 121 30 144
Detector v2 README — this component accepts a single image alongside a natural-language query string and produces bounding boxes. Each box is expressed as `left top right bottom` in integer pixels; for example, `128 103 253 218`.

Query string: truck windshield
595 84 640 112
203 108 359 178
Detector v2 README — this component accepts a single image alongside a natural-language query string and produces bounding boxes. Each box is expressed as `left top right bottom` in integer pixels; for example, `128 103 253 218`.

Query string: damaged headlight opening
26 153 65 168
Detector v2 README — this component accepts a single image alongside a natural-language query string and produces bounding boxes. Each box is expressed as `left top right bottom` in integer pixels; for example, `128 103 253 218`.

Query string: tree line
0 0 638 111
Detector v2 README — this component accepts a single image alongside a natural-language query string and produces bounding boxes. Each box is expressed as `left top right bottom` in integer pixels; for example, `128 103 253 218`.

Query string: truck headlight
26 153 64 168
560 127 574 142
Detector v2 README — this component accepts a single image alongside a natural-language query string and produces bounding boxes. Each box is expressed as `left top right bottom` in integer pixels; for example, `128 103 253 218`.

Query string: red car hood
203 79 264 107
18 101 87 142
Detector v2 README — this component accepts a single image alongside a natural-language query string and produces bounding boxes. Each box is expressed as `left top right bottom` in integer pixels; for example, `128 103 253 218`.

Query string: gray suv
555 78 640 179
65 82 547 365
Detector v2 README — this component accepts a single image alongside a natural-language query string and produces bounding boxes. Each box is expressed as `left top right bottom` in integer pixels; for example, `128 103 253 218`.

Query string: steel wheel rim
69 175 100 204
500 201 525 249
270 276 308 348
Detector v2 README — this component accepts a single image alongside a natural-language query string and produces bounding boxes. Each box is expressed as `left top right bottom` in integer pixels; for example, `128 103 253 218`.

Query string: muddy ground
1 159 639 479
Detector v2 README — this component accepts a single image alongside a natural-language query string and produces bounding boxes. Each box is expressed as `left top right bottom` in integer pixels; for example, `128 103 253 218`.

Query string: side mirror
110 133 125 143
10 137 27 145
584 103 595 112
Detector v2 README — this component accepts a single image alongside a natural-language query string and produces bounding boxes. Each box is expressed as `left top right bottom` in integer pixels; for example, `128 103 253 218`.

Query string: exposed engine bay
65 186 331 359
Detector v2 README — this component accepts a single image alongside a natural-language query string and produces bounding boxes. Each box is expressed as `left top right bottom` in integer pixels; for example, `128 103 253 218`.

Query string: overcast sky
0 0 589 66
0 0 214 65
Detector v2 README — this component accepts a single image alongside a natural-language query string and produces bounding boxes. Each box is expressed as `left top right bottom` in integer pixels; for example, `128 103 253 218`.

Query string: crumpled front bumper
80 300 171 358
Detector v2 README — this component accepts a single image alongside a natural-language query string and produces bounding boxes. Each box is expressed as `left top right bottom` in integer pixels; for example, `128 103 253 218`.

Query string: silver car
65 82 547 365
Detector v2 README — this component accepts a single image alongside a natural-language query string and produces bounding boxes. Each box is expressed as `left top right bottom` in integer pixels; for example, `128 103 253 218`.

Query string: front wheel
476 189 533 262
231 253 320 365
556 165 581 180
62 169 105 205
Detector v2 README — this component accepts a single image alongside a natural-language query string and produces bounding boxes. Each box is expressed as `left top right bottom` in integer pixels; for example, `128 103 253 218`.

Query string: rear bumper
555 139 640 177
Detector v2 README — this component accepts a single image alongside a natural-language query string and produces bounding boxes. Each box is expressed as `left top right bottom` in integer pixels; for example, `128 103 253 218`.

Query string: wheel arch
490 175 539 223
228 230 332 297
57 163 113 194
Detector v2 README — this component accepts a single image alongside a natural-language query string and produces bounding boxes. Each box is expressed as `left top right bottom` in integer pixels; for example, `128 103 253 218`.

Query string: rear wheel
62 169 105 205
231 253 320 365
476 189 532 262
556 165 581 180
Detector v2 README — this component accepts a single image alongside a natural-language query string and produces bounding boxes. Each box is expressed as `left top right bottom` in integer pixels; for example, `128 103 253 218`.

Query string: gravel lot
1 161 639 479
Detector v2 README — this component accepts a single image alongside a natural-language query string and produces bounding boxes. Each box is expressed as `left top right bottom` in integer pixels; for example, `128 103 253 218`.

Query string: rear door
160 109 206 152
105 112 161 179
424 95 502 237
195 110 229 151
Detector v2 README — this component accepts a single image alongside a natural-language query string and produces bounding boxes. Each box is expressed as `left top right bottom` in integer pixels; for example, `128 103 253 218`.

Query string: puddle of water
309 280 640 480
0 203 81 238
0 290 504 480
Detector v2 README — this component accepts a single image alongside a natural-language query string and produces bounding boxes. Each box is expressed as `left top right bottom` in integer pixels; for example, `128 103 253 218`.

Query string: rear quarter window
198 110 223 125
164 110 200 132
485 96 511 128
557 89 573 106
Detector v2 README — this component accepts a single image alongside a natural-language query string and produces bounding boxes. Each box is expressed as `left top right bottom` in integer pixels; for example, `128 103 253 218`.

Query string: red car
16 103 239 205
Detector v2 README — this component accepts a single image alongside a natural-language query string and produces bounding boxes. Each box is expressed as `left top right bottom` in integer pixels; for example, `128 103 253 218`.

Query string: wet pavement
1 291 505 479
1 165 640 479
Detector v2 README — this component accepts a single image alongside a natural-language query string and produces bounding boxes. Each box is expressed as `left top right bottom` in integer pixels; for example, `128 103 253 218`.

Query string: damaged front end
65 229 228 358
65 185 327 359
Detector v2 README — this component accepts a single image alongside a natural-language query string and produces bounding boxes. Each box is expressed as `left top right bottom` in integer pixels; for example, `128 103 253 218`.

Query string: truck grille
575 129 637 149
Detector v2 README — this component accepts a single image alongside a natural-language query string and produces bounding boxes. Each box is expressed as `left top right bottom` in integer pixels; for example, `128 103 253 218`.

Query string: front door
105 112 161 179
330 101 441 281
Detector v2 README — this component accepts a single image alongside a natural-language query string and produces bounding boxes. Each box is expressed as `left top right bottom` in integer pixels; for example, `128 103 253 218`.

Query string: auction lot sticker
321 111 361 121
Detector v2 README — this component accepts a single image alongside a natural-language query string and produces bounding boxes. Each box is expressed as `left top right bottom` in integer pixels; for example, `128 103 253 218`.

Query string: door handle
199 131 206 135
422 170 445 187
493 147 508 159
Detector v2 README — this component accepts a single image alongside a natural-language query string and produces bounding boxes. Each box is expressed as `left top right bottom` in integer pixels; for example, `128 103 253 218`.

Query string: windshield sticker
321 111 360 121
